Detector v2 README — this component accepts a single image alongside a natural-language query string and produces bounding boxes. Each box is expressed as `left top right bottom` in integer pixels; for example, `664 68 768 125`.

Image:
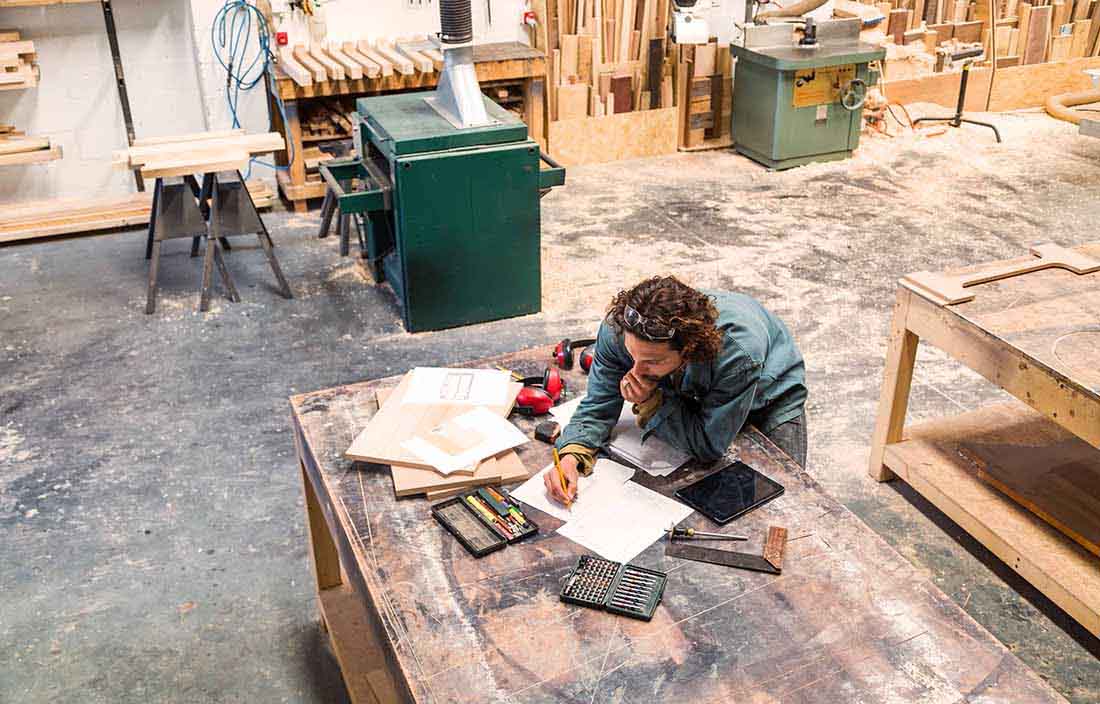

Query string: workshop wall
0 0 528 206
0 0 207 204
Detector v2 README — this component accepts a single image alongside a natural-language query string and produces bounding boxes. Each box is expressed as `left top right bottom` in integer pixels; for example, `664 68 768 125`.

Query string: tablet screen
675 462 784 524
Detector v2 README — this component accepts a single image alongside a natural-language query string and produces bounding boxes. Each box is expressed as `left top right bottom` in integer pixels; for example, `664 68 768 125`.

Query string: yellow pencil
552 448 572 508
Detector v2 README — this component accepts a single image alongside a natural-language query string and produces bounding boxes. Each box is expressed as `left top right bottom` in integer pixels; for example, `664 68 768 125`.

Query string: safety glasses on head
622 304 677 341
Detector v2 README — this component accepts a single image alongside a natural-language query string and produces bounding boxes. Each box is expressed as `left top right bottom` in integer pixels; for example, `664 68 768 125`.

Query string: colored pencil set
431 486 539 557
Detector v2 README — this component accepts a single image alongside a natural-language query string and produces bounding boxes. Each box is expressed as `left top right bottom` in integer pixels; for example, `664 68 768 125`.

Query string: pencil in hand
552 448 572 509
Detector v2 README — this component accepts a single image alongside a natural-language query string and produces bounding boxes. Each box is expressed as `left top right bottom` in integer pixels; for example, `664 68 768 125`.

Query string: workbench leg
318 189 336 239
868 287 920 481
526 77 548 151
280 98 309 215
302 462 342 629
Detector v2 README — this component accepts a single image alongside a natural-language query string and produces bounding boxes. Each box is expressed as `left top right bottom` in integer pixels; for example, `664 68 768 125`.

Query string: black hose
439 0 473 44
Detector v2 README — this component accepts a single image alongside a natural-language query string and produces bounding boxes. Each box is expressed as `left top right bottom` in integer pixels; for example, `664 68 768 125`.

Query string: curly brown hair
607 276 722 363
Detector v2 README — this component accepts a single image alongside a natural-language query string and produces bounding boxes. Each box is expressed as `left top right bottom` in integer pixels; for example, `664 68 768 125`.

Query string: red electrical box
276 31 288 46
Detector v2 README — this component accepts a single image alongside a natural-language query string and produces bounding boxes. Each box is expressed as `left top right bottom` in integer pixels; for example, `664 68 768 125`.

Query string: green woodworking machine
320 0 565 333
730 18 885 170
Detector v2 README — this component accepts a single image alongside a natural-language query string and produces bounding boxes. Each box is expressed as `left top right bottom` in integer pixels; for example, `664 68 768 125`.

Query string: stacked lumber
113 130 285 179
0 182 273 245
0 31 39 91
861 0 1100 77
276 36 443 88
675 41 734 149
0 126 62 166
301 99 354 140
535 0 674 120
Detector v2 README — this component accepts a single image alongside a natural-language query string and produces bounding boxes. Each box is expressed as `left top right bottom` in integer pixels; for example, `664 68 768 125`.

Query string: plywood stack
865 0 1100 76
0 126 61 165
0 31 39 91
346 374 529 500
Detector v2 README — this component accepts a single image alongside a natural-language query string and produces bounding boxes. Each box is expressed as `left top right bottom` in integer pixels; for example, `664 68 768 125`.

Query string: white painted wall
0 0 207 204
0 0 529 206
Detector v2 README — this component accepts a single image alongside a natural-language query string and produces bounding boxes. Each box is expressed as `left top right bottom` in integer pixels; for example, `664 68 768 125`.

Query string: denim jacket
556 291 807 463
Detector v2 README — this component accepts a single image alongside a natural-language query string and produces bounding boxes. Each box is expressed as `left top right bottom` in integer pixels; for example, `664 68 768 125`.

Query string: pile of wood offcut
0 31 38 91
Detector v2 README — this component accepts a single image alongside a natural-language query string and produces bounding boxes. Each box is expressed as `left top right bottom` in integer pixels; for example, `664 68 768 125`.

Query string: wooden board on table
357 42 395 77
341 43 382 78
345 372 523 471
372 387 530 497
114 132 284 170
293 45 328 82
0 135 49 155
139 150 249 179
549 107 676 166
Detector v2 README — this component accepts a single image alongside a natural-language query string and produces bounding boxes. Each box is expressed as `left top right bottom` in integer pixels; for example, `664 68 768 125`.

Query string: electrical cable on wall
211 0 294 177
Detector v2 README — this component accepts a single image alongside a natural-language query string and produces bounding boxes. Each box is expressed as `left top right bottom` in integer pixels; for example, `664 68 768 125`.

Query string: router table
290 347 1064 704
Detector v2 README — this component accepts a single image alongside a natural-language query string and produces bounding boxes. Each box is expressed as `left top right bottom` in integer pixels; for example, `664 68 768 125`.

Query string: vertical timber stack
535 0 697 164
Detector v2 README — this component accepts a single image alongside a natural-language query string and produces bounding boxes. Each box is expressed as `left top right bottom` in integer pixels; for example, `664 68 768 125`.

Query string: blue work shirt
556 291 807 463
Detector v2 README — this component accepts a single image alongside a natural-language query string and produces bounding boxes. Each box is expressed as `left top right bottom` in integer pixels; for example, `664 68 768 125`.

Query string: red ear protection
514 367 566 416
553 337 597 371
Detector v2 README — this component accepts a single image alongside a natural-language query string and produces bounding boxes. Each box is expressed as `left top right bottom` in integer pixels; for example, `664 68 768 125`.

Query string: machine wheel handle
841 78 868 111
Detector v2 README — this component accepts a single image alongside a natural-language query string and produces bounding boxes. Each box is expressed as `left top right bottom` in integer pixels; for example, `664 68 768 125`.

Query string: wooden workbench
268 42 547 213
869 241 1100 640
290 347 1066 703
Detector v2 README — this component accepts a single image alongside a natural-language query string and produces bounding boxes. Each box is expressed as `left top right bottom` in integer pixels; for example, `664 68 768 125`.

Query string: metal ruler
665 526 788 575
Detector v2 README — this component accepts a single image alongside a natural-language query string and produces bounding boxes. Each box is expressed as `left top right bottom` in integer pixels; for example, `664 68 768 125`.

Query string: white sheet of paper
608 406 692 477
556 482 693 563
508 458 635 522
555 396 691 477
401 407 529 475
402 367 511 406
549 397 584 425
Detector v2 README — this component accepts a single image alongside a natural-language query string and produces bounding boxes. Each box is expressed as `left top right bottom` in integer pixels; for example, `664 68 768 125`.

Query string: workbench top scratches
292 348 1066 704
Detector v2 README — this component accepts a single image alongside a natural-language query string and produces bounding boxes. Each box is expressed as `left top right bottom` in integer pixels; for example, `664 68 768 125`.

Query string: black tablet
674 462 785 524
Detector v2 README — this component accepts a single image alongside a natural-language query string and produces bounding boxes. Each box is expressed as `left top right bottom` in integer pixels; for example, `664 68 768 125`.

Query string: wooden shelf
0 0 99 6
883 401 1100 638
0 143 61 165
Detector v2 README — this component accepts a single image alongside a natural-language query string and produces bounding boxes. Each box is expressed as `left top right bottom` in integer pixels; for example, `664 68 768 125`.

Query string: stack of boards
345 372 530 501
0 31 38 91
538 0 675 120
276 36 443 88
112 130 285 179
0 124 61 166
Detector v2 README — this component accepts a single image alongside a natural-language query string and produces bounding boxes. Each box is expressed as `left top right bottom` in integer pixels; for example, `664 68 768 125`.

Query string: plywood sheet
1024 4 1053 63
960 437 1100 557
549 107 676 166
883 54 1100 109
557 83 590 119
345 372 522 470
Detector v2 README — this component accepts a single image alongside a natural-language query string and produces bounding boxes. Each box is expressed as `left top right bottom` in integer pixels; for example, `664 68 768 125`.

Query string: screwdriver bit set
559 555 667 621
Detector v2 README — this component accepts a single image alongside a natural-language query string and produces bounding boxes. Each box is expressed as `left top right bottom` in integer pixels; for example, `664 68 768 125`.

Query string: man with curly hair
545 276 807 506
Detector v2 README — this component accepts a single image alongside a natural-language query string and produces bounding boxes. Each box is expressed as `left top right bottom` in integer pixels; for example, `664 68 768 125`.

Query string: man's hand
620 370 657 405
544 453 579 506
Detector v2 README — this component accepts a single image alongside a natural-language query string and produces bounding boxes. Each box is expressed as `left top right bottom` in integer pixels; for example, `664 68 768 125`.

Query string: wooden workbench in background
268 42 547 213
870 241 1100 640
291 347 1065 704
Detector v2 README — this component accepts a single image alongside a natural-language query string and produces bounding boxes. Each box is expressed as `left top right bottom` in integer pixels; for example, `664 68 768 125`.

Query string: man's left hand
621 370 657 405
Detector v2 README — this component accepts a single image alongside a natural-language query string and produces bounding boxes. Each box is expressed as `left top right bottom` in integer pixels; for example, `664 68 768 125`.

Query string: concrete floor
2 110 1099 703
